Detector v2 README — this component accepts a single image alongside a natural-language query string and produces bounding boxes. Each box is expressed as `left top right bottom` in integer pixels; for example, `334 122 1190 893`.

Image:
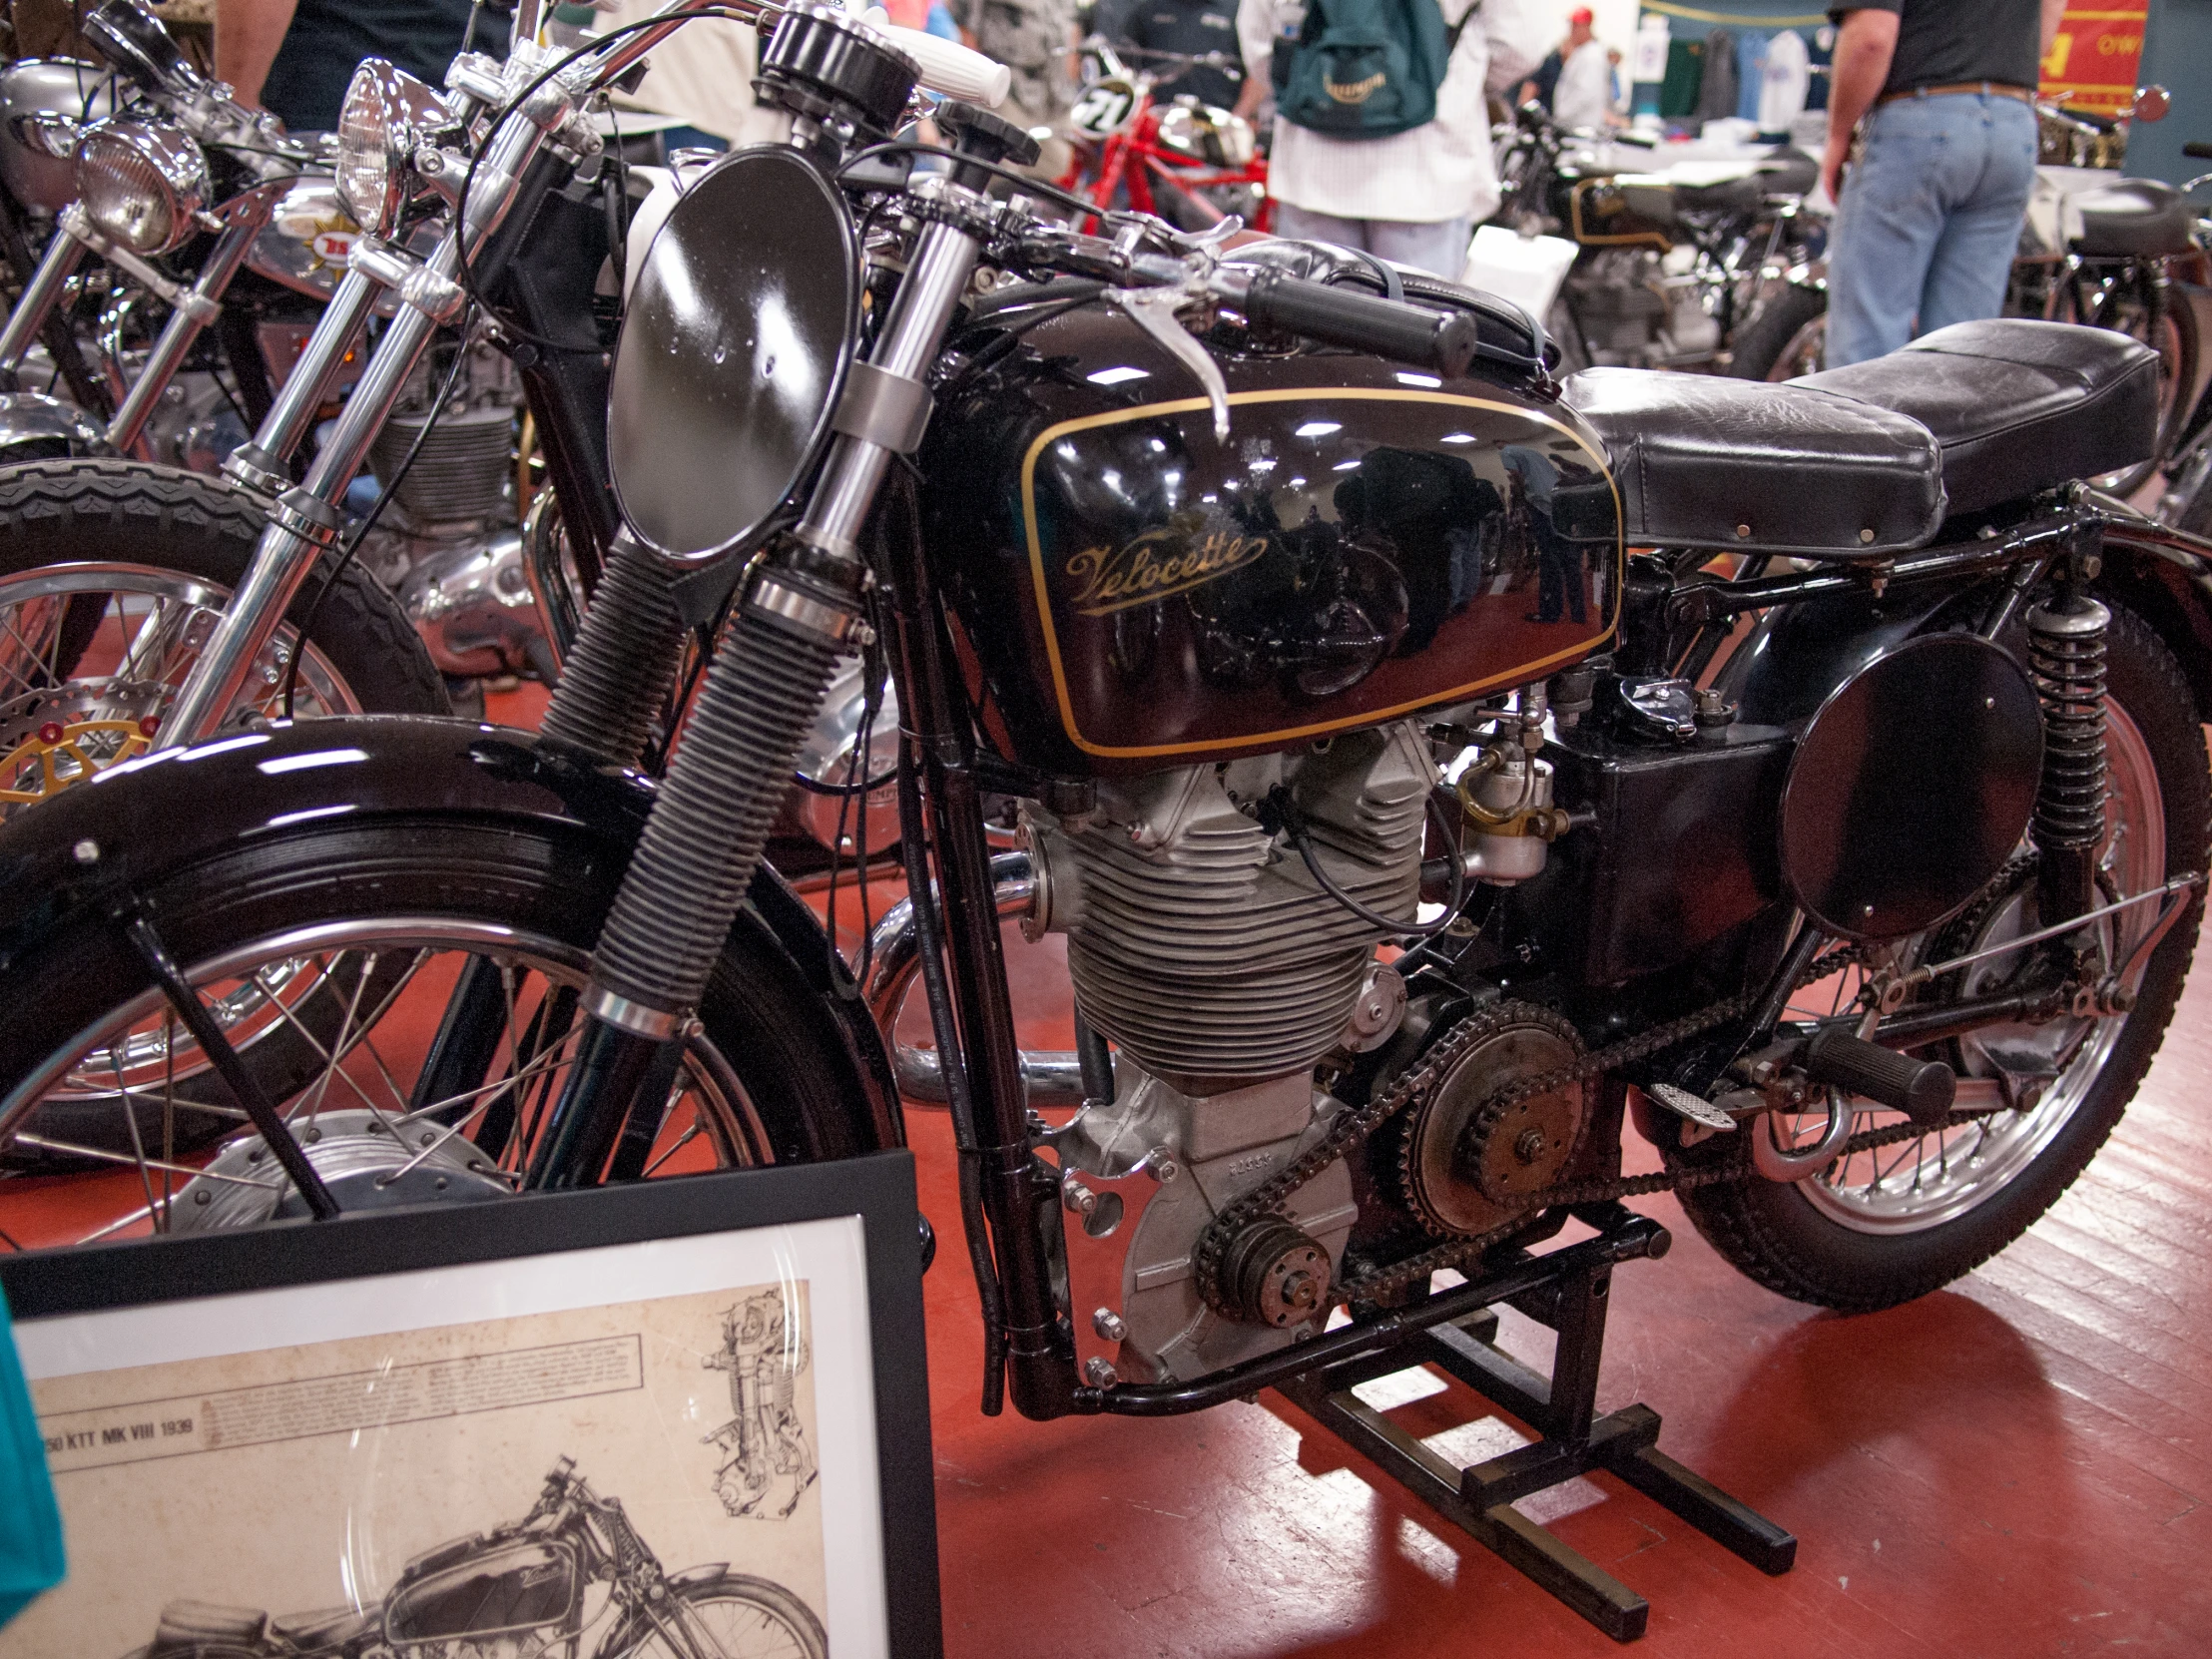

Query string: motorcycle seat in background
1559 367 1944 555
2067 178 2197 259
1794 318 2160 519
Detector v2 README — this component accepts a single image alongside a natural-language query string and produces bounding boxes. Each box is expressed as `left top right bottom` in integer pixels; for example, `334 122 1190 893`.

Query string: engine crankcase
1051 1059 1356 1385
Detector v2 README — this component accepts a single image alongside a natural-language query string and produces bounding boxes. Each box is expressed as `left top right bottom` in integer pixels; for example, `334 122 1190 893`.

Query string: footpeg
1645 1082 1736 1132
1802 1029 1953 1126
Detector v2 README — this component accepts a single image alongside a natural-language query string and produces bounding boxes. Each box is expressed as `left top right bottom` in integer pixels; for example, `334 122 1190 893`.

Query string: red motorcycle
1056 40 1271 235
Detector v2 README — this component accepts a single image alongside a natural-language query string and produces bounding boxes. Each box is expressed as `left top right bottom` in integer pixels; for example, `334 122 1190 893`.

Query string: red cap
1569 6 1594 21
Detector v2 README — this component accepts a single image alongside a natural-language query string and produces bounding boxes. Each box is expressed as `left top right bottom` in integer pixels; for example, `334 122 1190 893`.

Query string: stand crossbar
1276 1204 1795 1642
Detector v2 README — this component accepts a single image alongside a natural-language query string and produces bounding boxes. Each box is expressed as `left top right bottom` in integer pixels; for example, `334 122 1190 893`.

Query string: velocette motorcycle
121 1458 827 1659
3 0 2212 1477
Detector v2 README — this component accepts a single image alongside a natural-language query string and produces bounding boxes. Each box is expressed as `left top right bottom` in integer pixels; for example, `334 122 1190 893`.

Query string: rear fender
0 714 902 1148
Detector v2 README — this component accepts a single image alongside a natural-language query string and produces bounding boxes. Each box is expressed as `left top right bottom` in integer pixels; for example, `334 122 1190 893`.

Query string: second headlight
334 58 452 239
74 118 208 255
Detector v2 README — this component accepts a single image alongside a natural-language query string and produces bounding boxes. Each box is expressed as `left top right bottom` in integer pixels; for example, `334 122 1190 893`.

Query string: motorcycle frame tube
875 474 1082 1419
0 229 87 370
105 207 271 458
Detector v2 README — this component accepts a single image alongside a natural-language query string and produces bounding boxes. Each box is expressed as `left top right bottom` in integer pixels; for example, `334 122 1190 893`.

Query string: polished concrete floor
873 904 2212 1657
12 676 2209 1653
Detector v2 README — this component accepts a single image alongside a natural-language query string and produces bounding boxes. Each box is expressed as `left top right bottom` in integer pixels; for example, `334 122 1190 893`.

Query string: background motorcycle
0 0 2203 1459
121 1457 826 1659
1055 39 1269 236
1491 99 1822 373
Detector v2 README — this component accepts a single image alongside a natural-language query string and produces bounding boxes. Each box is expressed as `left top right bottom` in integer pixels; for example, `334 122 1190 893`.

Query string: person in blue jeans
1819 0 2066 367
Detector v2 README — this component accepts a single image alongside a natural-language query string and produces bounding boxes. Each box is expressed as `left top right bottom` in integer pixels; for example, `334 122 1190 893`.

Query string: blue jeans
1272 205 1471 280
1825 93 2037 367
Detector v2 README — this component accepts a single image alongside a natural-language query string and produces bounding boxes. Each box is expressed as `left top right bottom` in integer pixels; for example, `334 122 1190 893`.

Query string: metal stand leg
1276 1206 1795 1643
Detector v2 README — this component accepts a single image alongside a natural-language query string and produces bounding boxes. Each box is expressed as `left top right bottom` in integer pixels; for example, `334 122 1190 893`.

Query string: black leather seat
2070 178 2197 258
1561 367 1944 555
1795 318 2160 517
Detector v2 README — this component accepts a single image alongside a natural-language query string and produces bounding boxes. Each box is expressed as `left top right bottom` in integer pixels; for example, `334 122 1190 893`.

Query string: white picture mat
13 1212 889 1658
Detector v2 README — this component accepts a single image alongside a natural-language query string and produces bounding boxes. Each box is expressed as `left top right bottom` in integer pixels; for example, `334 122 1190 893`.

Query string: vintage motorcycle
2 0 2211 1468
121 1458 827 1659
1055 40 1269 236
1491 99 1823 373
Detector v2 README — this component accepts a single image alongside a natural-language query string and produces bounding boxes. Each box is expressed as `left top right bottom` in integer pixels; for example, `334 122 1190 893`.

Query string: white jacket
1239 0 1531 225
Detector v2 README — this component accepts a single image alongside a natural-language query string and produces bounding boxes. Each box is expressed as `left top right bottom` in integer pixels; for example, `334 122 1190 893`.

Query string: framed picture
0 1149 940 1659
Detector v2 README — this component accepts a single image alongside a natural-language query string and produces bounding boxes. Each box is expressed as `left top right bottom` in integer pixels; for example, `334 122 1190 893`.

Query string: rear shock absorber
2025 593 2111 925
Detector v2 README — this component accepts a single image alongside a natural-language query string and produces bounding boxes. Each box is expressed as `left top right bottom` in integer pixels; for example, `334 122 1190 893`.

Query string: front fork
525 188 1082 1412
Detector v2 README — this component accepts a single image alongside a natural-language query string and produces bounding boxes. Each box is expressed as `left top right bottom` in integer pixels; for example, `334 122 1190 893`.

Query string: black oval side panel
923 305 1621 775
609 147 857 561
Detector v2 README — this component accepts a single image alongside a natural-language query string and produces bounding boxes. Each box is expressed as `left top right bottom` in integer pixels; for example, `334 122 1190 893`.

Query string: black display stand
1277 1205 1795 1643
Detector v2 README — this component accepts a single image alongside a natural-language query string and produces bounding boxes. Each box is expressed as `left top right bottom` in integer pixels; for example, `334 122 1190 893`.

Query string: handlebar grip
1240 271 1479 376
870 22 1013 109
2185 142 2212 161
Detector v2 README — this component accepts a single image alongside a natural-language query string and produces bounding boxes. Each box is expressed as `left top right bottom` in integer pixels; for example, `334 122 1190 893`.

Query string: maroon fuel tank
920 300 1622 777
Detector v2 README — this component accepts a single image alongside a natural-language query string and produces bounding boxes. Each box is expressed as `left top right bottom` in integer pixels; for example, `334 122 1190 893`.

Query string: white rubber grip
869 22 1012 109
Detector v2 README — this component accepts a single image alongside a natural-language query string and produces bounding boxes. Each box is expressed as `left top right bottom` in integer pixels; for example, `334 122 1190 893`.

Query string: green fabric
0 1287 62 1629
1273 0 1452 140
1658 37 1704 119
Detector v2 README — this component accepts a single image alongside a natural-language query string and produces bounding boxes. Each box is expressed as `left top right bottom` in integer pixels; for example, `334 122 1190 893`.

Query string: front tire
0 810 888 1248
0 459 447 825
1680 602 2208 1310
630 1573 827 1659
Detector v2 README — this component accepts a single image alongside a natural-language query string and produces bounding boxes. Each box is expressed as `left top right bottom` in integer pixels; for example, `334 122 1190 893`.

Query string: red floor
16 683 2211 1653
902 916 2212 1658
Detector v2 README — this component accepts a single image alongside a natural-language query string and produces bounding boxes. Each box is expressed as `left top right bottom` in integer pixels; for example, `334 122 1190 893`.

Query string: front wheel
0 460 447 825
0 810 888 1250
628 1573 827 1659
1680 602 2209 1311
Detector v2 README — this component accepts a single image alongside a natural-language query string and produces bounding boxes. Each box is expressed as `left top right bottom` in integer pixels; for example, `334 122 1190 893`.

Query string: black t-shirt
1095 0 1242 108
1830 0 2042 96
261 0 492 132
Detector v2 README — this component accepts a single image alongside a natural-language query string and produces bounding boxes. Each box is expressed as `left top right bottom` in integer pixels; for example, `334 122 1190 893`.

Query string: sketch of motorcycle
703 1289 819 1522
120 1458 826 1659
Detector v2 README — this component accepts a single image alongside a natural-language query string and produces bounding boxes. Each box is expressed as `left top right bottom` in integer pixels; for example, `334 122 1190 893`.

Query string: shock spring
2025 595 2110 919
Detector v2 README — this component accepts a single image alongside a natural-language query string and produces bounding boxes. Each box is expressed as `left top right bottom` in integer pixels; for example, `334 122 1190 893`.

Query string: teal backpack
1272 0 1461 140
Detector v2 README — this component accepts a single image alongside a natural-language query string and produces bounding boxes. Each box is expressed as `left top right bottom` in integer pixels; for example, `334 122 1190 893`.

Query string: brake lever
1106 285 1231 441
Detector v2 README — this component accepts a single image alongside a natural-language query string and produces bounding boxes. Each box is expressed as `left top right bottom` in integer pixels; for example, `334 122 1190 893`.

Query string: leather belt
1877 80 2035 106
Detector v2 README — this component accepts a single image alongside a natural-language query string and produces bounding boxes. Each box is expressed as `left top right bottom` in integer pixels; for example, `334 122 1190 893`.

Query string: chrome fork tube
796 210 979 557
222 266 381 494
106 211 268 458
0 230 88 373
154 240 461 748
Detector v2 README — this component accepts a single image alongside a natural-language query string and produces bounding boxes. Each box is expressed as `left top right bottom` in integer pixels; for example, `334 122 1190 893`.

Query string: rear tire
1679 602 2208 1310
1728 283 1827 380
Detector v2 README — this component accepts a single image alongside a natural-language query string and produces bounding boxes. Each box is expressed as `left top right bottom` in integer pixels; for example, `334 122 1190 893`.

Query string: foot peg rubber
1803 1029 1954 1127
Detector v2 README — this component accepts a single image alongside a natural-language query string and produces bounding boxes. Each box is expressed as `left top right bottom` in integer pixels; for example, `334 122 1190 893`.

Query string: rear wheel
1680 603 2208 1310
0 815 885 1251
1727 282 1827 380
0 460 447 826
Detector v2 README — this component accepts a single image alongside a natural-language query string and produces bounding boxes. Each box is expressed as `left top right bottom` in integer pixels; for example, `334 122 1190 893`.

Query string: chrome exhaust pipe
865 849 1089 1107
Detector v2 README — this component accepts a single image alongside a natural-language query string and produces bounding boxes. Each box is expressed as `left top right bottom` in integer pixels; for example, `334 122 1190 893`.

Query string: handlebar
1236 270 1480 377
873 20 1013 108
2186 142 2212 161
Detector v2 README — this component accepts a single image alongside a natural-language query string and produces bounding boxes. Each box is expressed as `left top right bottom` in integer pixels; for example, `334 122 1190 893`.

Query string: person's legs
1823 97 1955 366
1917 97 2037 335
1367 217 1473 279
1272 203 1373 255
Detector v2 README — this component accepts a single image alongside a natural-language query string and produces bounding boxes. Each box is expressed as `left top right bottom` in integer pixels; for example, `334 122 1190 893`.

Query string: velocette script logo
1065 525 1267 617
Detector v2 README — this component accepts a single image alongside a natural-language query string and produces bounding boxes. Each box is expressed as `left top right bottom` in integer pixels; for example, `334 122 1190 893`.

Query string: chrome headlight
334 59 450 238
74 117 207 254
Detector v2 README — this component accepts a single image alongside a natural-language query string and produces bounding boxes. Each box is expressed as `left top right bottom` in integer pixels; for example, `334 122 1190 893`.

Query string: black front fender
0 714 902 1147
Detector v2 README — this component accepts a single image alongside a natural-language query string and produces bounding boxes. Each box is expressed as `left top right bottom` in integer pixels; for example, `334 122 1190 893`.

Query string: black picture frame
0 1149 941 1659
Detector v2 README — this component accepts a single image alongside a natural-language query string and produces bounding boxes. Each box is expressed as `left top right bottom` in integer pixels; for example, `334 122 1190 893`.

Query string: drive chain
1189 943 1986 1315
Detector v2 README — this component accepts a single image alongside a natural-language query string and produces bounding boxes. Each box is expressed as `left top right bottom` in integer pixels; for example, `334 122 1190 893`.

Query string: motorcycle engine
1029 720 1435 1382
